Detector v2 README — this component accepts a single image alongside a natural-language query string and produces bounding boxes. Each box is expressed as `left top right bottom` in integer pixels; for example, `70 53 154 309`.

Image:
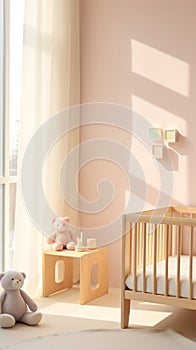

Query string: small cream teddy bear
47 216 76 251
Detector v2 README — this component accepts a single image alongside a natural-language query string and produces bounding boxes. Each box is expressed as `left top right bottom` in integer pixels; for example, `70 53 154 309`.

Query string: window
0 0 24 270
0 0 6 271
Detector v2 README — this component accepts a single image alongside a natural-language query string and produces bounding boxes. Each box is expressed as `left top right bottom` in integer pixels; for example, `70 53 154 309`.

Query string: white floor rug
1 329 195 350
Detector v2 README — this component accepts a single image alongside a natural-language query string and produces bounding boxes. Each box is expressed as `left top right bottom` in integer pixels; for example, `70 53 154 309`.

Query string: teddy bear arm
20 290 38 312
0 291 6 313
47 233 56 244
47 237 55 244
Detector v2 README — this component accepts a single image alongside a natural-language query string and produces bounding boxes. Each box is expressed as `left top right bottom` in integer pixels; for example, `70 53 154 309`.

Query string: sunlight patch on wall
131 39 189 97
131 95 187 135
130 94 189 206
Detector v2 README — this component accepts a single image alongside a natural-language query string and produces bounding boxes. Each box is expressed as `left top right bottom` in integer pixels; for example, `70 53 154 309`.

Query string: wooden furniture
121 206 196 328
42 248 108 304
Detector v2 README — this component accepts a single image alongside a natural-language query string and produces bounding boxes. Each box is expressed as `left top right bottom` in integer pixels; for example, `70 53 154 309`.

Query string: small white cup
87 238 96 249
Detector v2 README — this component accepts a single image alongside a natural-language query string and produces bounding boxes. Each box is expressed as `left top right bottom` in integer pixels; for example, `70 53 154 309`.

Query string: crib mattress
125 255 196 299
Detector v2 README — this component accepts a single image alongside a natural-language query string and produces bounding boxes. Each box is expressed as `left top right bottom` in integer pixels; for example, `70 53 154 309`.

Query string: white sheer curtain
14 0 80 297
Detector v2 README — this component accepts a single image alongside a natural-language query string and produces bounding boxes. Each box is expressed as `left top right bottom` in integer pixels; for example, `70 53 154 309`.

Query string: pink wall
80 0 196 286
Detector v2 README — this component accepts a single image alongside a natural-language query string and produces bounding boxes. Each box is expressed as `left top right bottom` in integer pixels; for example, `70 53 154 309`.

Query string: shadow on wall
80 0 196 287
129 0 196 206
128 0 196 257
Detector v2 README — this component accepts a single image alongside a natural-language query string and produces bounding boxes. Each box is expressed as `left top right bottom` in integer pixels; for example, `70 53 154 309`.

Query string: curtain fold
14 0 80 297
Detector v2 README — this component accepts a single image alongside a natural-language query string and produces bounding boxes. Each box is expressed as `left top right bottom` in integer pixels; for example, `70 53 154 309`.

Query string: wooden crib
121 206 196 328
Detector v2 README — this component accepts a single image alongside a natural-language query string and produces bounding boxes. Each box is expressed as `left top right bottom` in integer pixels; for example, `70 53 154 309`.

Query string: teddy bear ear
0 273 4 280
64 216 70 223
21 272 26 279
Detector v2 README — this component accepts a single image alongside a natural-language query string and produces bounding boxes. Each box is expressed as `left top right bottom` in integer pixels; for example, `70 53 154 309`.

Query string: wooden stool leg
79 249 108 304
42 253 73 297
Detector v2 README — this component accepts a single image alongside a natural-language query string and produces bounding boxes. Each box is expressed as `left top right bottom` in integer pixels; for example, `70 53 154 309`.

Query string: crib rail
130 221 195 298
121 207 196 328
122 206 196 301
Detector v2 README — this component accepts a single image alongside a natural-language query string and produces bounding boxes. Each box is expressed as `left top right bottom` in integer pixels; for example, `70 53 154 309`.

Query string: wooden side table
42 248 108 304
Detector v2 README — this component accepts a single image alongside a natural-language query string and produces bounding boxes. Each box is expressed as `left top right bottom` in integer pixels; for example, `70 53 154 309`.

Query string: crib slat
138 223 142 268
153 225 157 294
147 225 153 265
168 224 172 256
137 224 140 268
165 224 169 296
142 223 146 293
189 226 193 300
176 225 181 298
133 223 137 291
161 224 164 261
157 224 160 262
129 224 133 274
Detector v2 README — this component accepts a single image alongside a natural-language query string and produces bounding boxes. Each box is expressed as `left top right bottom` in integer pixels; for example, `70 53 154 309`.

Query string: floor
1 285 196 347
36 285 196 342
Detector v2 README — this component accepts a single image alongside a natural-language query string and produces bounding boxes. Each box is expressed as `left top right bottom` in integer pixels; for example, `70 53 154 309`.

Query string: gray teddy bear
0 270 42 328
